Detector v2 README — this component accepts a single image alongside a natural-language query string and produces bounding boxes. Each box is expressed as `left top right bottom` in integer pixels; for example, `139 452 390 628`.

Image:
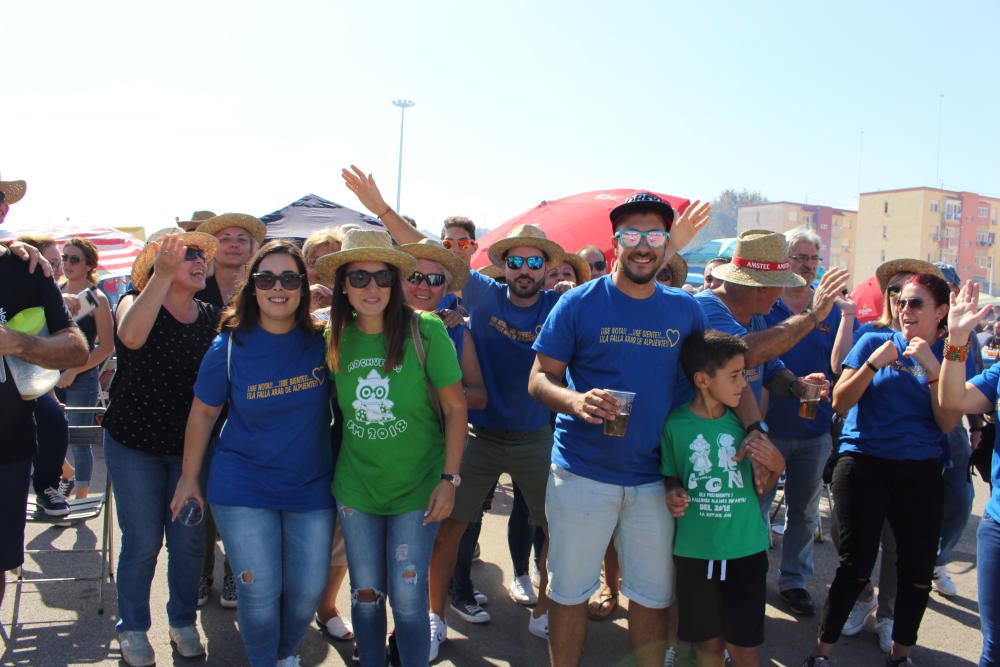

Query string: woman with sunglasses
170 241 334 667
938 280 1000 667
101 229 219 666
316 229 466 667
803 272 973 667
54 238 114 499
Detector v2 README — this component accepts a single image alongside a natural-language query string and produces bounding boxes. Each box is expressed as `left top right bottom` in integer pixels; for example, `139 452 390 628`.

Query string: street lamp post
392 99 415 212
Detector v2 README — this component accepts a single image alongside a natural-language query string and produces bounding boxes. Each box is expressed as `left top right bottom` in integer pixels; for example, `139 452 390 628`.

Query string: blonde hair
17 233 57 253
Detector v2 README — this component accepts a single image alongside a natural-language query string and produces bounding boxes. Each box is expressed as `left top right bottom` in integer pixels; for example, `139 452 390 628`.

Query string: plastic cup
178 498 204 527
4 355 60 400
603 390 637 437
798 378 825 420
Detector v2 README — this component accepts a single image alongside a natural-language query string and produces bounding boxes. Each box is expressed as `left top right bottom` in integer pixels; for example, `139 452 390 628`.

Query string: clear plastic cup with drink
798 377 825 419
603 390 637 437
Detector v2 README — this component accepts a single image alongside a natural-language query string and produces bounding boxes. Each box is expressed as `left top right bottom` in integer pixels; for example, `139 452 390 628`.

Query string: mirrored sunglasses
407 271 447 287
614 229 669 249
442 238 474 251
183 247 207 262
505 255 545 271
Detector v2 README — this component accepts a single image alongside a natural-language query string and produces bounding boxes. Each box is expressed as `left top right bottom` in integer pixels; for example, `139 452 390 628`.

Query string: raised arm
342 165 427 245
940 281 995 414
830 296 856 372
117 236 184 350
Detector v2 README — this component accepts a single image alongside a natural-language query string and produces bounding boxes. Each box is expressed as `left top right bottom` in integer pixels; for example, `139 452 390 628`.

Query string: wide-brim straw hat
562 253 592 284
315 229 418 286
0 177 26 205
667 253 688 288
711 229 806 288
196 213 267 244
479 265 504 281
177 210 217 232
399 239 469 291
487 224 566 268
131 227 219 292
875 258 944 293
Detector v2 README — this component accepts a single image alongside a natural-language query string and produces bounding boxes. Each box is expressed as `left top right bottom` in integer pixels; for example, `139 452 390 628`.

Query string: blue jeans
338 504 439 667
980 514 1000 667
58 367 100 484
760 433 830 592
31 393 68 496
104 432 204 632
211 504 334 667
938 426 974 566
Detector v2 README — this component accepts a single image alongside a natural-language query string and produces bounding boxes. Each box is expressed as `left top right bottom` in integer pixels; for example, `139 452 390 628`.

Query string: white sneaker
842 596 876 636
874 617 893 654
168 625 206 658
509 574 538 606
933 565 958 597
118 631 155 667
474 588 489 606
528 611 548 639
277 656 301 667
429 613 447 662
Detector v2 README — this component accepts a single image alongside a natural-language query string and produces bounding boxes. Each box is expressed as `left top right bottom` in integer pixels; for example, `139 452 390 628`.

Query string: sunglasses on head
252 271 305 291
346 268 396 289
183 247 206 262
589 260 607 272
505 255 545 271
896 297 925 310
407 271 447 287
442 238 474 251
614 229 669 249
61 253 84 265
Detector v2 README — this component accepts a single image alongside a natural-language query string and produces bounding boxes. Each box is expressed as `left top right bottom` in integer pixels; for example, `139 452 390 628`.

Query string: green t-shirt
660 405 769 560
330 311 463 515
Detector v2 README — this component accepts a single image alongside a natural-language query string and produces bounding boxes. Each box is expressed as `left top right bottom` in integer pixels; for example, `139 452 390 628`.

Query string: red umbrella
851 275 884 324
470 189 690 270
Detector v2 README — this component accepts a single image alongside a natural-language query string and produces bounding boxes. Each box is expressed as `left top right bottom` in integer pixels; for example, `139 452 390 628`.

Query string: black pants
820 452 943 647
32 393 68 496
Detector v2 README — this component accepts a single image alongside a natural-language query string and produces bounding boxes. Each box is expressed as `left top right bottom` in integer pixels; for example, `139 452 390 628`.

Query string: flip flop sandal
587 591 619 620
316 614 355 641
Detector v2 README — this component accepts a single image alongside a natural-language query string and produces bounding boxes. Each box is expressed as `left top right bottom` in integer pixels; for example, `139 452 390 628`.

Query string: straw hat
314 229 418 286
131 227 219 292
0 175 26 205
177 210 217 232
876 258 944 292
710 229 806 288
399 239 470 291
486 224 565 268
665 253 688 288
196 213 267 244
562 253 592 284
479 265 504 281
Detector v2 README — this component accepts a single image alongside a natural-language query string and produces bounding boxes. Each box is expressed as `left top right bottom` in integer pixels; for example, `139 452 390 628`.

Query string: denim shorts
545 464 674 608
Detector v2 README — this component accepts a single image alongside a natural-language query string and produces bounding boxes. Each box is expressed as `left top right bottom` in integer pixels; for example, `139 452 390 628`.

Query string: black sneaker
197 576 211 607
38 487 70 516
781 588 816 616
386 631 400 666
58 477 76 499
449 598 491 623
886 657 915 666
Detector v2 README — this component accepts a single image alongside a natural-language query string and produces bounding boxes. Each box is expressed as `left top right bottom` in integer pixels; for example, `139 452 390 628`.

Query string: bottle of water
73 287 99 321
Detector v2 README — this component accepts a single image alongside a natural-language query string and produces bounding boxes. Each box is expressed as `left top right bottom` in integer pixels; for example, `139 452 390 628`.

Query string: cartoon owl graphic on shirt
352 369 395 424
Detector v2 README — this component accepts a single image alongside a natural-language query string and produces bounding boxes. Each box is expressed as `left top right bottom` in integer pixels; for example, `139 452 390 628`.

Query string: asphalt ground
1 443 988 666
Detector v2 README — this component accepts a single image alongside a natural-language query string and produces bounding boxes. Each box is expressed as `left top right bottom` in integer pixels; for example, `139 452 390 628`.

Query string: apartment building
736 202 858 275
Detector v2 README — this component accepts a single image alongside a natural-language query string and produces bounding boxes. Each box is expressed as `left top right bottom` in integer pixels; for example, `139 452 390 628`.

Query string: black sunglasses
505 255 545 271
183 247 207 262
887 284 903 296
61 254 84 265
896 297 925 310
407 271 447 287
253 271 305 291
346 268 396 289
589 260 607 272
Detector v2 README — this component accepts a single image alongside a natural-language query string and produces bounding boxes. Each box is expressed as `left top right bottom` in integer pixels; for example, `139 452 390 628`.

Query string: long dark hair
327 263 413 374
903 272 951 333
219 240 319 343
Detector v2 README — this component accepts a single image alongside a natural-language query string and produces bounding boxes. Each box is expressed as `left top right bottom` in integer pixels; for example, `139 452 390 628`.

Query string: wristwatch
441 473 462 487
746 420 769 435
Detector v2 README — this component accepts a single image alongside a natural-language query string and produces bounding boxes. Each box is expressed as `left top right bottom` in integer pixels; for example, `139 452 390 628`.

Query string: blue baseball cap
933 262 961 288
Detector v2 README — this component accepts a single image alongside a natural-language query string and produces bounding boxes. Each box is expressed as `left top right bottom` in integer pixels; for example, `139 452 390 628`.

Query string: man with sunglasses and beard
528 192 710 667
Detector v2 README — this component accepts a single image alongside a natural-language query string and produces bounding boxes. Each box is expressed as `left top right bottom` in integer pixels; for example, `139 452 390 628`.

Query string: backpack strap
410 311 445 432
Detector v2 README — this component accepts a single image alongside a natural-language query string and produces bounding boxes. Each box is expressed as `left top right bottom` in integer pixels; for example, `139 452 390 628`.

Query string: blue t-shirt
969 364 1000 523
194 325 334 511
694 290 785 403
533 276 706 485
464 270 561 430
765 299 855 439
853 321 889 344
839 331 976 461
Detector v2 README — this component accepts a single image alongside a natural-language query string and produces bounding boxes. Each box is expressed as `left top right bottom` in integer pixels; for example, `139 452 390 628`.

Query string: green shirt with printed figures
330 311 463 515
660 406 769 560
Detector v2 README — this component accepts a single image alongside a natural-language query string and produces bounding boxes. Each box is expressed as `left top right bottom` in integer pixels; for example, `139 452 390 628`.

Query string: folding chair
6 406 115 630
769 476 833 545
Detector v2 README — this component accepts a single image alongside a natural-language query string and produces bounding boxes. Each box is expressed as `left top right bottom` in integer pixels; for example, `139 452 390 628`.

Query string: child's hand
665 487 690 518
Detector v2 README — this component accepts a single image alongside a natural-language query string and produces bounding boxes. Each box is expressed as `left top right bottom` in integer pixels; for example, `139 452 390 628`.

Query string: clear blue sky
3 1 998 237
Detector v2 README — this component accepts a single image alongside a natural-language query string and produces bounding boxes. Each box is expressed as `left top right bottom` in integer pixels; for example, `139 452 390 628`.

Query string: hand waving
342 165 391 216
948 280 992 345
666 200 711 254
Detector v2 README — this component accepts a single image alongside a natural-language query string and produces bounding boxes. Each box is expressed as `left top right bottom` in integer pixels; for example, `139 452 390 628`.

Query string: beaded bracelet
944 340 968 362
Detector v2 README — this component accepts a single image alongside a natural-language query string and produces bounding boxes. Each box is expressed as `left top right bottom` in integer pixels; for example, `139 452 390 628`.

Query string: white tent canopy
260 194 385 240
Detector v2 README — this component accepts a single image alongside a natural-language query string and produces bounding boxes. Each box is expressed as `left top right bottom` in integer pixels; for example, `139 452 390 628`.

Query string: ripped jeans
338 504 439 667
211 504 334 667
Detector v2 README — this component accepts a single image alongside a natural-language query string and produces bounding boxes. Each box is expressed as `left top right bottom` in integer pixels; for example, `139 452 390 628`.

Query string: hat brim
196 216 267 244
487 237 565 268
131 231 220 292
875 259 944 293
562 254 592 284
315 247 418 286
479 265 504 280
399 243 470 291
711 262 806 288
609 201 675 228
0 180 27 205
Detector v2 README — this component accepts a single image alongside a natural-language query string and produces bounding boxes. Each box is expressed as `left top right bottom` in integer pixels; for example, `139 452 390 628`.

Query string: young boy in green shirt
661 330 784 667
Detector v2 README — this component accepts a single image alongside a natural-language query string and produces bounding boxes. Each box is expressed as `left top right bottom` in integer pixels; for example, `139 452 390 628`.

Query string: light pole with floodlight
392 99 415 212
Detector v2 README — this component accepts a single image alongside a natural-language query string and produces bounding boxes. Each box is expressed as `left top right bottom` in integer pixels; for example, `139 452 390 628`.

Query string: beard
618 253 659 285
508 274 544 299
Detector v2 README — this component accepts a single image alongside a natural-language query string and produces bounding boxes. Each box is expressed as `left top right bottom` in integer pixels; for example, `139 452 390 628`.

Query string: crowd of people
1 167 998 667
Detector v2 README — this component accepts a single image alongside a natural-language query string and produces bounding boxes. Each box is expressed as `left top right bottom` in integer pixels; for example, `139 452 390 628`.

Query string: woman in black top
101 229 219 667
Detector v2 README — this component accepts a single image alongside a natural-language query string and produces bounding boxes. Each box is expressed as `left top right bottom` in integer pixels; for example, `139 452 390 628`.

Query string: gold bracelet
377 205 392 219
